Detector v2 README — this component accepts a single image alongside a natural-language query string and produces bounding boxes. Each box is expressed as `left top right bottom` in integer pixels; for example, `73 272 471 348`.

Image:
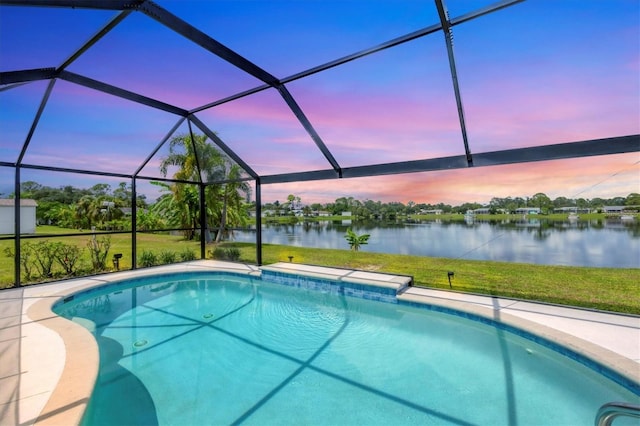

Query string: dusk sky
0 0 638 205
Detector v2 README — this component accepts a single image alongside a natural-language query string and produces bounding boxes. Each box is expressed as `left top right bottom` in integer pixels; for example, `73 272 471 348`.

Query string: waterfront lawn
1 229 638 315
221 242 640 315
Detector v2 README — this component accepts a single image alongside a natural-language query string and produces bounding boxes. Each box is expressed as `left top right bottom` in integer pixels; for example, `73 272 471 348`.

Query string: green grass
219 242 640 315
2 227 638 315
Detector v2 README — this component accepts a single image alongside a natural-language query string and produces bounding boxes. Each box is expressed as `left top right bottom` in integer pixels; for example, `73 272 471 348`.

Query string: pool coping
398 290 640 393
3 260 639 425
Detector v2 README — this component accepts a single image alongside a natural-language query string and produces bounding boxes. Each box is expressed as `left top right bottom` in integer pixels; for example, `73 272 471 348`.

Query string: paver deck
1 261 638 425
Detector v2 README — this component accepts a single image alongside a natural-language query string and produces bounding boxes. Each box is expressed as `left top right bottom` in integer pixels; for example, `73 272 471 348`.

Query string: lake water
232 218 640 268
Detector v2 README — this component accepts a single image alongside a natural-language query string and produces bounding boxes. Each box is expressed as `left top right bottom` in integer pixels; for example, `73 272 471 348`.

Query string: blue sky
0 0 638 204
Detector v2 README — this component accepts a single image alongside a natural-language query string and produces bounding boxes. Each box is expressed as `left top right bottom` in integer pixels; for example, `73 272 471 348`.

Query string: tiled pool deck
1 260 638 425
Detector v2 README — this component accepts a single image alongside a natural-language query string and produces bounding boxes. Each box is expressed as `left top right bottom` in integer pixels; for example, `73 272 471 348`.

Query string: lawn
1 227 638 315
224 242 640 315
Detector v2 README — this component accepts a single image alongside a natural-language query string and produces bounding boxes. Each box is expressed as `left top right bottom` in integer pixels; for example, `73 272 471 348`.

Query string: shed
0 199 38 234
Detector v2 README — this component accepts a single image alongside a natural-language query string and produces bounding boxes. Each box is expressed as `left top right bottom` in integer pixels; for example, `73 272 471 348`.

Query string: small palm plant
345 228 370 251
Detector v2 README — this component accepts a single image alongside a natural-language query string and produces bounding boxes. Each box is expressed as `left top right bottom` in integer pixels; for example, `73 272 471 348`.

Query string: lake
231 218 640 268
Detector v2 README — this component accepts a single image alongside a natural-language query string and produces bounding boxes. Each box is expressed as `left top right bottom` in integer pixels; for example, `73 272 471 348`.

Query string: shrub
210 247 240 261
179 249 196 262
32 241 57 278
210 247 225 260
4 241 83 281
138 250 158 267
226 247 241 261
87 236 111 271
159 250 177 265
4 243 35 281
52 242 83 275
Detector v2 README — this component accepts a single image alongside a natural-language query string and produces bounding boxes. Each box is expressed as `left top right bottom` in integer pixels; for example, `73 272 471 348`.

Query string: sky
0 0 638 205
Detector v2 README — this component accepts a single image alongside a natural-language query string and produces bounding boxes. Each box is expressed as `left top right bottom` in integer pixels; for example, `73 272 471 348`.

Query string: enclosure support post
131 177 137 269
199 184 206 260
256 179 262 266
13 167 21 288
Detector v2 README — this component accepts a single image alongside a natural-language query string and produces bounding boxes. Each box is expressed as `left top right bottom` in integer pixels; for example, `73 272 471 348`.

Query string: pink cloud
458 50 640 152
261 153 640 205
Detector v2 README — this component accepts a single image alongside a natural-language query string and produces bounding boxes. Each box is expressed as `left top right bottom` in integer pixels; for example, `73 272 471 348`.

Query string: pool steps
259 262 412 303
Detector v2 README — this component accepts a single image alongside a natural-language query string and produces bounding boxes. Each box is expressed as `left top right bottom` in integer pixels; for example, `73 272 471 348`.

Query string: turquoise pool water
54 272 639 425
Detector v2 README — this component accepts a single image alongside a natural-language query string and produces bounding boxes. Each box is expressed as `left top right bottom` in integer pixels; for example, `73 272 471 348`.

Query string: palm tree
205 163 251 243
52 204 75 228
75 196 100 229
345 228 370 251
158 133 251 242
151 181 200 239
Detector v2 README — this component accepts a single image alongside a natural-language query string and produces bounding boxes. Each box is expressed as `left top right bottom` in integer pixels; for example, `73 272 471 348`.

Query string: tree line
9 134 252 242
12 183 640 232
8 133 640 236
263 192 640 219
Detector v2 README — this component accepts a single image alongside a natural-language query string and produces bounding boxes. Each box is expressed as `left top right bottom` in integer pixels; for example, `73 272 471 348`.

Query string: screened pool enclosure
1 0 638 287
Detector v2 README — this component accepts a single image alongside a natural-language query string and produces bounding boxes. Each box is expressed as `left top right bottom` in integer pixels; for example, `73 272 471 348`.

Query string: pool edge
397 292 640 394
27 285 100 426
24 261 260 425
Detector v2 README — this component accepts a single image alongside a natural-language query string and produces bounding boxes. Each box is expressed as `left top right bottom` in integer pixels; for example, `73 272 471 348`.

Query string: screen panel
156 0 440 79
0 5 117 71
18 169 137 233
0 165 13 201
0 81 50 163
453 0 640 153
22 80 180 174
286 35 466 168
195 88 333 176
66 11 264 110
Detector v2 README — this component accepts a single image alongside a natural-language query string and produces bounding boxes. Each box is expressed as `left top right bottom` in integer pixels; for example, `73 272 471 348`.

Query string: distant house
0 199 38 234
554 206 592 214
515 207 541 215
554 207 577 213
603 206 624 214
473 207 491 215
603 205 638 215
422 209 443 215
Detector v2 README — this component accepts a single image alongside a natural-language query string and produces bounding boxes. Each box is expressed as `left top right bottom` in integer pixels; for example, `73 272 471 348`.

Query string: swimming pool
53 270 639 425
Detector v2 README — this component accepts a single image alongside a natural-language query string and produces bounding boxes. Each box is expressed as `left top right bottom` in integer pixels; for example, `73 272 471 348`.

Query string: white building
603 206 624 214
515 207 541 215
554 206 592 214
0 199 38 234
473 207 491 214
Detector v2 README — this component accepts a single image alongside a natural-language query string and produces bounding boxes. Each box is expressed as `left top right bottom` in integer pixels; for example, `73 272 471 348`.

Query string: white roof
0 199 38 207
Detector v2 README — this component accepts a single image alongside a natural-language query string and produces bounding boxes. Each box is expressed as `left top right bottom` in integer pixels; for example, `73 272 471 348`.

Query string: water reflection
233 218 640 268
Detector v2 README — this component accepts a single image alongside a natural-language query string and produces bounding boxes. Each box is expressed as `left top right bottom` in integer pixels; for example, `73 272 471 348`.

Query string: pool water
54 272 640 425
